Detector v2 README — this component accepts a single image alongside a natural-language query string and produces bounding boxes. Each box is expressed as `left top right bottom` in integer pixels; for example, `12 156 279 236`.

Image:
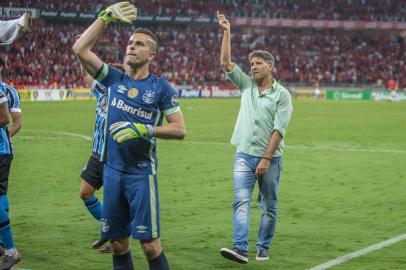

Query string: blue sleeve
90 81 97 95
95 63 124 88
159 80 181 116
0 88 6 104
8 87 21 112
91 81 106 99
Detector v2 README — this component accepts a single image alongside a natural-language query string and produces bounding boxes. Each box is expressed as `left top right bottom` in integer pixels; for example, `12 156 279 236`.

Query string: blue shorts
102 165 160 240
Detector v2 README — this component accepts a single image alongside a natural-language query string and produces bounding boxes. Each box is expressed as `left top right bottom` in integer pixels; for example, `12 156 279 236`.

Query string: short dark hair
249 50 275 67
0 56 4 68
133 28 159 53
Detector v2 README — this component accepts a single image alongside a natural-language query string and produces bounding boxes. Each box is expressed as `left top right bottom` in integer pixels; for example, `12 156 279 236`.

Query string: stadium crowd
6 0 406 22
1 20 404 88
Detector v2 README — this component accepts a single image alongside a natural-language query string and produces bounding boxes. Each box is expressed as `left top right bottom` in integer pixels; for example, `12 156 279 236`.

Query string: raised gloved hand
98 1 138 25
110 121 154 143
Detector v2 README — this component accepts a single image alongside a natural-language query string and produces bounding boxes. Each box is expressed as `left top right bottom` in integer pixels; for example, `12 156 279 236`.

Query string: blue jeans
232 151 282 252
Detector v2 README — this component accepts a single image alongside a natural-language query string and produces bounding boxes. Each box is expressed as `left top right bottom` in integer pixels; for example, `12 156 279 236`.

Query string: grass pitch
10 99 406 269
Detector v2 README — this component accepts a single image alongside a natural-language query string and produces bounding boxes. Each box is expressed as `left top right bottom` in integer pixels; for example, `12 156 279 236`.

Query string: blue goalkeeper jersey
97 64 180 174
90 81 107 159
0 81 21 155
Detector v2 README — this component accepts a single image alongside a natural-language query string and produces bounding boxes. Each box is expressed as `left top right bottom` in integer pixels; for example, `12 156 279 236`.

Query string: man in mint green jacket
217 12 293 264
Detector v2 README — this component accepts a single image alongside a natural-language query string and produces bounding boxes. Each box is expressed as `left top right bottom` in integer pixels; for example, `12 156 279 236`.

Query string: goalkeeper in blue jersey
73 2 186 270
0 56 23 270
78 64 110 253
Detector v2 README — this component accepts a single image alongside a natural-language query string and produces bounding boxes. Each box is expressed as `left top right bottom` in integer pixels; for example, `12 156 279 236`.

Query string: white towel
0 13 29 45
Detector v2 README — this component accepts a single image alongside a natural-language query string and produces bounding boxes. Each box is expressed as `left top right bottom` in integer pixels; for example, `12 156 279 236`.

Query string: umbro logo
136 225 148 231
117 85 128 94
136 225 148 233
100 218 110 233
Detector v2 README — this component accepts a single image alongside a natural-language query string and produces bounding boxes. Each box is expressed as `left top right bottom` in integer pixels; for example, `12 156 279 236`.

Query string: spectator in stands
4 22 405 88
387 79 398 101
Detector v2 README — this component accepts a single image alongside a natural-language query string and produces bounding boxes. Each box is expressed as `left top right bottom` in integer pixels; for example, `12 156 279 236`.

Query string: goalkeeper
73 2 186 270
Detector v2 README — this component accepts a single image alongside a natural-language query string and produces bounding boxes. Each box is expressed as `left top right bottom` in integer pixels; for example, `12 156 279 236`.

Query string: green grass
9 99 406 269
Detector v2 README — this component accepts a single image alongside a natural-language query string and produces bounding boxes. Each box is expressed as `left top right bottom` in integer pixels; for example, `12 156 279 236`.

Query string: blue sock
0 196 9 246
113 251 134 270
148 252 169 270
0 203 14 249
0 196 9 212
82 195 103 221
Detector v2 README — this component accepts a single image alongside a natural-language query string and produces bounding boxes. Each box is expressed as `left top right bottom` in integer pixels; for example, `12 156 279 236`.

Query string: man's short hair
248 50 275 67
134 28 159 53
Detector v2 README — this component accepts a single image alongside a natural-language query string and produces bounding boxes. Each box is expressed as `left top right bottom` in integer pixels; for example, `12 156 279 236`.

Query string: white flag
0 13 29 45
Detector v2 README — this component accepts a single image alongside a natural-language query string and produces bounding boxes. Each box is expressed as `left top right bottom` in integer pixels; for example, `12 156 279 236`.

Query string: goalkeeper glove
98 1 138 25
110 121 154 143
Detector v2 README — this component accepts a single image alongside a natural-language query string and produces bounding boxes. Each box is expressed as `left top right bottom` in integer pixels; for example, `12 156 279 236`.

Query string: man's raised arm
72 1 137 78
217 11 234 72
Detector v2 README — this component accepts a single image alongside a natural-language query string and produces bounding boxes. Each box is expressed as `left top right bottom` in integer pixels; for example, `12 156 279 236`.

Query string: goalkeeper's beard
126 58 149 71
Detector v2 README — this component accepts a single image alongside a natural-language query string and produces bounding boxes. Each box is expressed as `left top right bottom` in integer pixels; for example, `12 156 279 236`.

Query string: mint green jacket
226 65 293 157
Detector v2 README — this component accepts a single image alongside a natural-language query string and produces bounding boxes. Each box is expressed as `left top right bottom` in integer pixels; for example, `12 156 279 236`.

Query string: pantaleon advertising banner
15 88 406 102
177 85 241 98
17 89 67 101
17 87 242 101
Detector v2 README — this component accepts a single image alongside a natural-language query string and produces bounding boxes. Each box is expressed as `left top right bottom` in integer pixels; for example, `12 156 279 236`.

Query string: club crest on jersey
128 88 139 98
117 85 128 94
142 90 155 104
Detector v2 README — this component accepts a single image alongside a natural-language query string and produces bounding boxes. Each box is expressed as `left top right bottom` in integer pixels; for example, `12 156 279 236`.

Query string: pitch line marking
18 135 86 141
19 130 406 154
287 144 406 154
15 131 406 268
174 140 406 154
23 129 92 141
308 234 406 270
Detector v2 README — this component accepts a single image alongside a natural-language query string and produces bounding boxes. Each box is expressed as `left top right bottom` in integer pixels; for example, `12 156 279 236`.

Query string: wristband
146 124 155 137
